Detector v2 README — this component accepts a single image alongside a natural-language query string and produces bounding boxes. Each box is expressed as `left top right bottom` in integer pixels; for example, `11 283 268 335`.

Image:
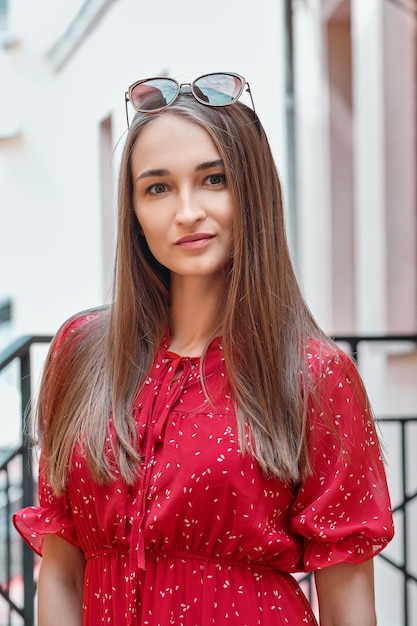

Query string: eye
205 173 226 187
147 182 169 195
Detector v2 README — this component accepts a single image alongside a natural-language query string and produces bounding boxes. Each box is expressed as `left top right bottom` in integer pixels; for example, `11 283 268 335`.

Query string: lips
176 233 214 244
175 233 215 249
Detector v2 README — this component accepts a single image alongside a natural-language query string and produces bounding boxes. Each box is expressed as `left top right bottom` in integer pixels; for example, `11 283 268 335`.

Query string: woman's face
131 114 234 284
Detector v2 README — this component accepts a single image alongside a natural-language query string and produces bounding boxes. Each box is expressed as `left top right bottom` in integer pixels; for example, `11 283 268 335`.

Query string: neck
168 274 226 357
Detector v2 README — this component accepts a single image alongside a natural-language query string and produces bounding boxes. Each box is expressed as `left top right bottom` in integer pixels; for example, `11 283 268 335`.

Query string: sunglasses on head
125 72 255 126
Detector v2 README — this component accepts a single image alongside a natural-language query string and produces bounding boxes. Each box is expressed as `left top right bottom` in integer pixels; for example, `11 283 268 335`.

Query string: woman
14 72 393 625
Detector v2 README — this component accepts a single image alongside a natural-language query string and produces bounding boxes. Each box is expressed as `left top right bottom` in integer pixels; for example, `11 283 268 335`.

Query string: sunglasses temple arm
125 94 130 128
246 83 256 115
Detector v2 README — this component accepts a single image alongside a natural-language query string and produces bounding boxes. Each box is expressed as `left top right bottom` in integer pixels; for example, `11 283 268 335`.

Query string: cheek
134 206 158 239
137 216 167 261
223 207 234 236
139 218 166 239
224 194 235 227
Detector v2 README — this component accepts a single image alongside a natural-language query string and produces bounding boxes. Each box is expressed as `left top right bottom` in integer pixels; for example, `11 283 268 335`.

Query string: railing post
20 351 35 626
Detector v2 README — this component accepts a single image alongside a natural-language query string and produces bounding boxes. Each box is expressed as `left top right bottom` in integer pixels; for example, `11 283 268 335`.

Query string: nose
175 189 206 225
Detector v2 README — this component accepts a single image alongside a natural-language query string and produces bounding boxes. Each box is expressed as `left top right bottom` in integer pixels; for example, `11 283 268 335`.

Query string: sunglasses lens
192 73 244 105
129 78 179 112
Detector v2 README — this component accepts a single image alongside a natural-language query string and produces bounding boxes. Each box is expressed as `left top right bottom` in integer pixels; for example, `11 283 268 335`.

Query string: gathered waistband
85 548 275 572
151 550 276 571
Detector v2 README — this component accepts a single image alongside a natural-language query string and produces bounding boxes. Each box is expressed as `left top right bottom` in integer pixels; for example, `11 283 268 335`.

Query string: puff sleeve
13 458 81 556
290 343 394 571
13 312 95 556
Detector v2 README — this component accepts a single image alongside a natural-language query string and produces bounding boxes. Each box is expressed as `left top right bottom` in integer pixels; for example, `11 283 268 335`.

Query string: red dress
14 314 394 625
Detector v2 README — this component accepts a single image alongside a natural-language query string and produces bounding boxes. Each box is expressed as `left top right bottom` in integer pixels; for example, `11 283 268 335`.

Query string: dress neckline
162 330 222 361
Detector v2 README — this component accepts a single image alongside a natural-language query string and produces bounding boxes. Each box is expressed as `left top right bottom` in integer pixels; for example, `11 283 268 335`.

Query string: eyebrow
136 168 169 181
196 159 224 172
135 159 224 181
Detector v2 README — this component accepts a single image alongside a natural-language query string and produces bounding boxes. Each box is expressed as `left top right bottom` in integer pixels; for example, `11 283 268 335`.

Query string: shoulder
305 336 360 389
50 306 108 358
305 337 371 432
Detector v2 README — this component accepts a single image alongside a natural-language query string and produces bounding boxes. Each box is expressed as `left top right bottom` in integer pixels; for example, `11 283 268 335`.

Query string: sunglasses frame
124 72 255 127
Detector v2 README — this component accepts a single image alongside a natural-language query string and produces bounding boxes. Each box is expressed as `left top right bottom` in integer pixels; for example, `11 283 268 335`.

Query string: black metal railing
0 335 52 626
377 415 417 626
0 333 416 625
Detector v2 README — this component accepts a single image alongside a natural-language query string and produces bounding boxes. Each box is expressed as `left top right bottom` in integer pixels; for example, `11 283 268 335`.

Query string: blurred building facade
292 3 417 620
0 0 416 624
292 0 417 410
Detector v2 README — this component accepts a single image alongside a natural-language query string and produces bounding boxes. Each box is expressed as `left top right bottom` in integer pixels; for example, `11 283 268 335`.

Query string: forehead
131 114 222 169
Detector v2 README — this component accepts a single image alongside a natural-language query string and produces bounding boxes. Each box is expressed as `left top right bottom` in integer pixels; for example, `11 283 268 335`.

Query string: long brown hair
39 96 331 494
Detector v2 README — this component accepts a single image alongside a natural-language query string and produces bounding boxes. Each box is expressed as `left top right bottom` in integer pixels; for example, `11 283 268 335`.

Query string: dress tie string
127 353 195 617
